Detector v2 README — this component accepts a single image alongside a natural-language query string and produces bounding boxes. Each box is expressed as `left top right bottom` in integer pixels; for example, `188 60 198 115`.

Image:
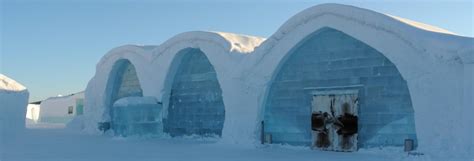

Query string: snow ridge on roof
214 31 266 53
156 31 265 55
386 15 457 35
43 91 84 101
265 3 473 64
0 74 27 92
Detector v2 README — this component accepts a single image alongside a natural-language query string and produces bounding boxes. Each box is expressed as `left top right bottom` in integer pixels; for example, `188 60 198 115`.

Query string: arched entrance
105 59 144 134
263 27 417 150
164 48 226 137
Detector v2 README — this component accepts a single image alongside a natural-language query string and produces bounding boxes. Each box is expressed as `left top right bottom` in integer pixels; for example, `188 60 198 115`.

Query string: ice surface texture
112 96 163 136
109 59 143 102
164 48 225 137
263 28 417 148
106 59 144 121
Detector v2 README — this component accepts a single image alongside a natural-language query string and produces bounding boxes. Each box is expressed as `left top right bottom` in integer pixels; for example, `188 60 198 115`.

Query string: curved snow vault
81 3 473 154
163 48 226 137
263 27 417 148
237 3 473 154
105 59 143 121
150 31 264 142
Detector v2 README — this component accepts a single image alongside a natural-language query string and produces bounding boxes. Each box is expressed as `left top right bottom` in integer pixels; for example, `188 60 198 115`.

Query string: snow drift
83 3 473 157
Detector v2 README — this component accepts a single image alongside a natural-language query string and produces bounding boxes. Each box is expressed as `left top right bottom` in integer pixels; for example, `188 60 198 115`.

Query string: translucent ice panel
110 60 143 102
264 27 417 148
112 97 163 136
164 48 225 137
106 59 144 131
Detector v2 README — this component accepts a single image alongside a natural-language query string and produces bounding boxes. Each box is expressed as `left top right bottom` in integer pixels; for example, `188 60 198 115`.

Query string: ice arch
163 48 226 137
105 59 143 121
239 4 473 153
263 27 417 148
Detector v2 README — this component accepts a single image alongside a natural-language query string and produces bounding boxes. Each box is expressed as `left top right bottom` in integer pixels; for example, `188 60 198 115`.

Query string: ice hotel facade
84 4 473 154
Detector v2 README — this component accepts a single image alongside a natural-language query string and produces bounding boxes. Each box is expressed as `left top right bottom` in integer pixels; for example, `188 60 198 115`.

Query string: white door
311 91 358 152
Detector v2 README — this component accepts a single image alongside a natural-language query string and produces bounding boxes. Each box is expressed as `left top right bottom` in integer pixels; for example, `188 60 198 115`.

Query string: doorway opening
311 90 358 152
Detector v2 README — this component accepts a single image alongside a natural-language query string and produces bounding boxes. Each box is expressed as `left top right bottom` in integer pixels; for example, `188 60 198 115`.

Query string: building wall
39 92 84 124
164 48 226 137
264 27 417 148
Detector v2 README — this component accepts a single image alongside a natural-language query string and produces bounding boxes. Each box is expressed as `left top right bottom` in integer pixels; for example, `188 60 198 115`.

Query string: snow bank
84 3 473 157
0 74 29 154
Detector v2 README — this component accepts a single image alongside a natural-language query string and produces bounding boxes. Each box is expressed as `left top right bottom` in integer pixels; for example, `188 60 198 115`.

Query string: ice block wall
112 97 163 136
264 27 417 148
111 60 143 102
107 59 144 129
164 48 226 137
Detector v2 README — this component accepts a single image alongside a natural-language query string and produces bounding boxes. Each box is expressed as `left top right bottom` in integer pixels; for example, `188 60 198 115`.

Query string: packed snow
4 124 471 161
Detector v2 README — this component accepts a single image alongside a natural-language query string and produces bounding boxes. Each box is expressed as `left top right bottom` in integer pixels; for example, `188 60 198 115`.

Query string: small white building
39 91 84 124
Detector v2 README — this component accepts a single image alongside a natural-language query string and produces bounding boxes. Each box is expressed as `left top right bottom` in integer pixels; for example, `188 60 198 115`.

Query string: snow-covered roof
386 15 457 35
213 31 266 53
155 31 265 55
262 3 473 64
0 74 27 93
43 91 85 101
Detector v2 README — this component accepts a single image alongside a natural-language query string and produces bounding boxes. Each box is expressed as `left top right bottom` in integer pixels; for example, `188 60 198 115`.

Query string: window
76 99 84 115
68 106 74 114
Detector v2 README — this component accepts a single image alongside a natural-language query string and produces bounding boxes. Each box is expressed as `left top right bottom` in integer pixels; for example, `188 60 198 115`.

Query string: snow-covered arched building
84 32 265 138
84 3 473 155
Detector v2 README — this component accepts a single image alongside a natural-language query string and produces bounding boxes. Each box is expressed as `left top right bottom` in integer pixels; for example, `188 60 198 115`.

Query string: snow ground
3 123 469 161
